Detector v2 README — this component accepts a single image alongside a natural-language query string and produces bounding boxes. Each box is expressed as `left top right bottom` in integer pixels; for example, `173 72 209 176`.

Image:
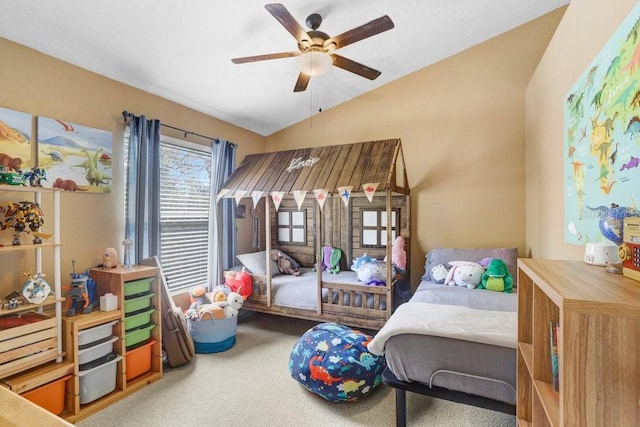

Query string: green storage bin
124 308 156 331
124 278 154 297
125 323 156 348
123 292 155 314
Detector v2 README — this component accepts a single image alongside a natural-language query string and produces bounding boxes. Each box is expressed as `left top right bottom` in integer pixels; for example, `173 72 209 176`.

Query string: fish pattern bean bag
288 322 385 402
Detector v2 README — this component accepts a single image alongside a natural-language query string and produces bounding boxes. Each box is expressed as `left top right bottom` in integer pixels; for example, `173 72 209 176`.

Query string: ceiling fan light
297 51 332 77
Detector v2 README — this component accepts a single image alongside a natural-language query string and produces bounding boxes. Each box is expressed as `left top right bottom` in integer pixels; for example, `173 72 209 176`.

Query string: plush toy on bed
444 261 485 289
478 258 513 293
273 251 301 276
321 245 341 274
352 253 394 286
431 264 449 284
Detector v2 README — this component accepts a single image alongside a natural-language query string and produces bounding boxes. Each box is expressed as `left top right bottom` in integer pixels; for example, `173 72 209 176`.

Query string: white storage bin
78 353 122 404
77 336 118 365
77 320 118 347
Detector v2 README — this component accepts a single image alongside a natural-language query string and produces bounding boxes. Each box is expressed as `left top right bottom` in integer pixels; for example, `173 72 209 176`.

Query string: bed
369 247 519 426
219 139 410 330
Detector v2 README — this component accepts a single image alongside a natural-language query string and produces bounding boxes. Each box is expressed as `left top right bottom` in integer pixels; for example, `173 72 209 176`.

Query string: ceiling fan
231 3 394 92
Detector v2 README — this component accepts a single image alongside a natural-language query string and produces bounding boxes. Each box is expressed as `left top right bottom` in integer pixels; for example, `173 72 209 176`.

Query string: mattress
269 268 387 310
384 280 517 405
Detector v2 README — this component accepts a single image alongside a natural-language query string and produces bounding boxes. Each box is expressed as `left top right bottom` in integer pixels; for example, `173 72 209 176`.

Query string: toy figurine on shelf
64 260 93 316
21 272 51 304
22 167 47 187
0 200 45 245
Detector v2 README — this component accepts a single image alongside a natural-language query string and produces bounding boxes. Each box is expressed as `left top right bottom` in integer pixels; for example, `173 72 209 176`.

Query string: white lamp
297 51 332 77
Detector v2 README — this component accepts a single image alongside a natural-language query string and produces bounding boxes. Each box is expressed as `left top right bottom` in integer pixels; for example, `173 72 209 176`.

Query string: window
277 209 306 244
361 208 398 247
125 131 212 293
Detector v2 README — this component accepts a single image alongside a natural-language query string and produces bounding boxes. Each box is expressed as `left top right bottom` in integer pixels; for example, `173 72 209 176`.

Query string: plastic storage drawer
77 336 119 365
78 353 122 404
22 374 72 415
123 293 155 314
125 323 155 348
77 320 118 347
124 308 156 331
124 278 154 297
126 338 156 380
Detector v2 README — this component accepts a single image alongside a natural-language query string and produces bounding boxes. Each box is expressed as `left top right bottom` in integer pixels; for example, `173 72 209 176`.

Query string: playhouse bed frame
220 139 410 330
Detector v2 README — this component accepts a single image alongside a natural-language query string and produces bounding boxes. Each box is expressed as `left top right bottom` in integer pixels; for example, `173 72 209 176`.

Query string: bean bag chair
288 323 385 402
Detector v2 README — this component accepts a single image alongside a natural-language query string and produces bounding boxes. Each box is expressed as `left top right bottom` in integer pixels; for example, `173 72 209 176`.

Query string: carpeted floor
76 312 516 426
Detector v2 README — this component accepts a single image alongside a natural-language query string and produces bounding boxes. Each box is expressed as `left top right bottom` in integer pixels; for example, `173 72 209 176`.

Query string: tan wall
266 8 566 285
525 0 637 260
0 37 264 291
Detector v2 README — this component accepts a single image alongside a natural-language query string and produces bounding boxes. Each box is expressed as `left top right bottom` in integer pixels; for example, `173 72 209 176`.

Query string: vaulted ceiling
0 1 569 136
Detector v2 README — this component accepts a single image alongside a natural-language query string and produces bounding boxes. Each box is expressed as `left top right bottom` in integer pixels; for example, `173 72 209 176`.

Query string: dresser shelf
516 259 640 426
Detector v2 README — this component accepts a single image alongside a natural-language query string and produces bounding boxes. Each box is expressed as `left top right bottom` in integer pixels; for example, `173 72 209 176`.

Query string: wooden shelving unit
516 259 640 426
0 186 71 414
61 265 162 423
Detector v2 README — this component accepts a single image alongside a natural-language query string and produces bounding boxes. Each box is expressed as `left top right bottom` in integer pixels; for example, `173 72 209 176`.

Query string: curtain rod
122 110 232 145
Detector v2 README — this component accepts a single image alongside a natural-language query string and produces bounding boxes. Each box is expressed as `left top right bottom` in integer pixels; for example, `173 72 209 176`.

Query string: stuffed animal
321 245 341 274
430 264 449 284
444 261 485 289
221 290 245 318
186 286 212 320
352 254 394 285
478 258 513 292
272 251 301 276
391 236 407 270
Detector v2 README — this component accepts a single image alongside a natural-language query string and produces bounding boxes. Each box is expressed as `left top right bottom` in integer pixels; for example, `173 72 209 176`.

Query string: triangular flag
362 183 379 202
270 191 285 212
251 191 264 209
234 190 248 206
292 190 307 211
216 188 232 203
314 189 329 211
337 186 353 207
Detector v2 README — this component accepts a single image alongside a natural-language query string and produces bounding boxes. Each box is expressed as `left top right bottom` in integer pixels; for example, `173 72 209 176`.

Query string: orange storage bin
126 338 156 380
22 374 71 415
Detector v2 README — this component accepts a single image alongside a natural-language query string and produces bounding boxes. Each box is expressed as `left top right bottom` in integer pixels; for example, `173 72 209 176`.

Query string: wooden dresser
516 259 640 426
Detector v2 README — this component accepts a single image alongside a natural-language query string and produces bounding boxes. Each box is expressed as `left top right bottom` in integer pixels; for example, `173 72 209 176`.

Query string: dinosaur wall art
564 2 640 245
36 116 112 194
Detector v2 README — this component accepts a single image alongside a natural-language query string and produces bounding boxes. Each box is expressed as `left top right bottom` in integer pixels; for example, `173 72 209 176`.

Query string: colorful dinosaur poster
36 116 112 193
564 2 640 245
0 106 32 173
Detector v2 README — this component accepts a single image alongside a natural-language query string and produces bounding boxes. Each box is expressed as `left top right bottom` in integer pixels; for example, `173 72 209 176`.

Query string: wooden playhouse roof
220 138 409 197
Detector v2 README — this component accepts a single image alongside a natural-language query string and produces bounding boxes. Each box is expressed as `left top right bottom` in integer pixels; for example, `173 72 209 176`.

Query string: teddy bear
391 236 407 270
444 261 485 289
272 251 301 276
478 258 513 292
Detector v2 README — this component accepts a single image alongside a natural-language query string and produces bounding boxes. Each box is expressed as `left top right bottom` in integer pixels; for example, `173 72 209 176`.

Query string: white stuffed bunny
444 261 485 289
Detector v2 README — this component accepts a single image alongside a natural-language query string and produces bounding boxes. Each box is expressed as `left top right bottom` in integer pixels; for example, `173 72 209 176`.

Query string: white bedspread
368 302 517 355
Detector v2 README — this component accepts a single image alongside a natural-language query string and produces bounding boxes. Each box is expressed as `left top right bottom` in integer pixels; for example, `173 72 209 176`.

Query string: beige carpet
76 312 516 427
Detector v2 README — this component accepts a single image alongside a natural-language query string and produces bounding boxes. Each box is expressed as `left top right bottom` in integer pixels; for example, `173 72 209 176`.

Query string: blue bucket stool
289 323 385 402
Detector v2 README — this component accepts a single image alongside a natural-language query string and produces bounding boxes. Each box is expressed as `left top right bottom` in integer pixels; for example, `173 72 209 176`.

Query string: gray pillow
422 247 518 282
236 250 300 276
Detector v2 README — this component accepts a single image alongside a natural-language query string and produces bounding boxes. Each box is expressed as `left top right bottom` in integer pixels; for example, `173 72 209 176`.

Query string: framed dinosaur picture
36 116 113 193
564 2 640 245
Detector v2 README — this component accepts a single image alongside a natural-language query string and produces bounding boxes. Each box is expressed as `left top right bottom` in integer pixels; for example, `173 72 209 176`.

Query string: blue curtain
207 139 236 288
124 114 161 264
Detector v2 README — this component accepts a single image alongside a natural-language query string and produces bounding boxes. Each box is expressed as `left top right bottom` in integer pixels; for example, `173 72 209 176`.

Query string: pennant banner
292 190 307 211
234 190 248 206
362 183 379 202
216 188 232 203
313 189 329 211
270 191 285 212
337 186 353 207
251 191 264 209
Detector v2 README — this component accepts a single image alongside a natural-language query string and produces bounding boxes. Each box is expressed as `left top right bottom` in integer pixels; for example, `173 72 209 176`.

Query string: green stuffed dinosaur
478 258 513 293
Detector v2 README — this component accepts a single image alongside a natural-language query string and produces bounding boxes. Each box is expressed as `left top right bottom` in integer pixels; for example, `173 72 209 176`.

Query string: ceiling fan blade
232 51 300 64
331 55 381 80
265 3 311 43
294 73 310 92
329 15 394 49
